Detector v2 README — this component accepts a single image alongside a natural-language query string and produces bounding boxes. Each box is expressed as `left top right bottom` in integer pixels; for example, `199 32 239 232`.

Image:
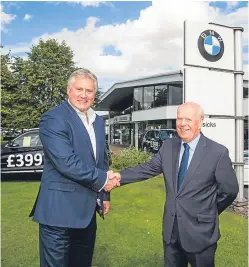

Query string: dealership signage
114 114 131 123
197 30 224 62
201 119 235 162
184 21 234 70
184 21 244 199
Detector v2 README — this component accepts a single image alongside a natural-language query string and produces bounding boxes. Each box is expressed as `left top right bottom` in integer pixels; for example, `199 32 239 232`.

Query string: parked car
1 129 112 176
141 129 178 154
1 128 43 176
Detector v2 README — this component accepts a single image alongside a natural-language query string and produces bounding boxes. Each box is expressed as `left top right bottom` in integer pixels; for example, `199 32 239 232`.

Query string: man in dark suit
29 68 120 267
111 102 239 267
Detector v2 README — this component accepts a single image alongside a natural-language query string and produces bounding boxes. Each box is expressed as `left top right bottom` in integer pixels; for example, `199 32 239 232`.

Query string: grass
1 177 248 267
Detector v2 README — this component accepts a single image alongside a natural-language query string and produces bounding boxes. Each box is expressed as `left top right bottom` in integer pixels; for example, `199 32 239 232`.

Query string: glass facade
134 87 143 111
169 85 182 105
143 86 154 109
133 83 182 111
244 87 248 99
154 85 168 107
109 82 182 147
110 123 132 146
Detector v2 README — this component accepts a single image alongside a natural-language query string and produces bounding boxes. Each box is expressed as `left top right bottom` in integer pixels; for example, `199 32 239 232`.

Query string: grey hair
67 68 98 91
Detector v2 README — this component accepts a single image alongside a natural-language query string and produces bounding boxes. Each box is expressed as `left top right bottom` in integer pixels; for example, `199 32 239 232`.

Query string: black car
1 129 112 176
1 128 44 176
141 129 178 154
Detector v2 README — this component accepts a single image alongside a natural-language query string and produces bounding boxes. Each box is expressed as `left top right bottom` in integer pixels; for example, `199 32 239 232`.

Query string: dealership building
97 70 248 149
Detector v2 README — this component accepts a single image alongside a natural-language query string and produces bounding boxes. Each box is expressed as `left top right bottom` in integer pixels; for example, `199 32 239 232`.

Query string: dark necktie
177 143 190 192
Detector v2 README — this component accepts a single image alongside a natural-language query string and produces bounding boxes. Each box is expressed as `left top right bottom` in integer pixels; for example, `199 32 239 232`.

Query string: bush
111 147 151 170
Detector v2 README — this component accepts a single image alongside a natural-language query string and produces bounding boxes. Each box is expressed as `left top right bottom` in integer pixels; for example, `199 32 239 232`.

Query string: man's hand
103 201 110 215
104 171 121 192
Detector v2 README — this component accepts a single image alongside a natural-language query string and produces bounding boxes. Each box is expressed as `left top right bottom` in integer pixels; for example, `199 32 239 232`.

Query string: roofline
100 70 183 102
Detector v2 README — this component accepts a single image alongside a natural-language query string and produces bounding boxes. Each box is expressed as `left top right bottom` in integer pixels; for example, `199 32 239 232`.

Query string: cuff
98 173 108 192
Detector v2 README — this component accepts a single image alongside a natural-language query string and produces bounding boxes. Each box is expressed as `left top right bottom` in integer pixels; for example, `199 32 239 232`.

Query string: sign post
184 21 245 201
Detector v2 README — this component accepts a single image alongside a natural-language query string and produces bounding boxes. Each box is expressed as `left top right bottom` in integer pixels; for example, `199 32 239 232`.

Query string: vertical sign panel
184 67 235 116
201 118 235 162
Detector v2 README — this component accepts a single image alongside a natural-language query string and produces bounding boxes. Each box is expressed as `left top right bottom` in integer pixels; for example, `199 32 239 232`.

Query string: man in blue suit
29 68 120 267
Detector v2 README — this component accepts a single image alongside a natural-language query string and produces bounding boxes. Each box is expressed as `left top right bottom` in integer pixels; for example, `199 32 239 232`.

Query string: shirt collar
181 134 201 150
68 99 96 124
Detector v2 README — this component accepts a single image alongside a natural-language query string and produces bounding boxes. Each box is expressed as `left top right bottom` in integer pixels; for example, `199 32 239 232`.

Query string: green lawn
1 177 248 267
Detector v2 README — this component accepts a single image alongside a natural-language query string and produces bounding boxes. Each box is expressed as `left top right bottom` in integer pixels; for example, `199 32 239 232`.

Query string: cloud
81 1 103 7
71 1 112 8
23 14 32 21
4 1 248 90
1 43 31 55
0 4 16 31
226 1 240 10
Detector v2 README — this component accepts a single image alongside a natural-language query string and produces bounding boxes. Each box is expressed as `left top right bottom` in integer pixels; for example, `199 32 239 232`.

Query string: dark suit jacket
120 134 239 253
30 101 110 228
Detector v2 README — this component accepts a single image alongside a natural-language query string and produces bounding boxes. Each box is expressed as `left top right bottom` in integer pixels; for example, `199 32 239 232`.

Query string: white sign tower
184 21 245 200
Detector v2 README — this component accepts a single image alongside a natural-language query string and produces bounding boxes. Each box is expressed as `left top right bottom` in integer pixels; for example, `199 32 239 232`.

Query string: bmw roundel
198 30 224 62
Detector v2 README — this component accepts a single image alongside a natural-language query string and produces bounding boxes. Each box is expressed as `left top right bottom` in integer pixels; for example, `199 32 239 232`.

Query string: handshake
104 170 121 192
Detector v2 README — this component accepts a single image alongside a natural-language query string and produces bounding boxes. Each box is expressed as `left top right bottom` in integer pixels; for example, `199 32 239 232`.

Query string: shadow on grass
93 243 164 267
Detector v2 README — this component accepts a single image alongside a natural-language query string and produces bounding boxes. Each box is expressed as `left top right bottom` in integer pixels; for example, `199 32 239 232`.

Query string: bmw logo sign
198 30 224 62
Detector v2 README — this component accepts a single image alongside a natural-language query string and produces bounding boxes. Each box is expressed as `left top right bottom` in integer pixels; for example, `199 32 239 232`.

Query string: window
160 130 169 140
154 131 160 139
145 131 153 139
143 86 154 110
154 85 168 107
168 84 182 105
13 131 41 147
243 87 248 99
134 87 143 111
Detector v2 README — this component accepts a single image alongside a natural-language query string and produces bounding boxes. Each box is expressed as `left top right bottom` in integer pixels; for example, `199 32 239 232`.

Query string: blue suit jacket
31 101 109 228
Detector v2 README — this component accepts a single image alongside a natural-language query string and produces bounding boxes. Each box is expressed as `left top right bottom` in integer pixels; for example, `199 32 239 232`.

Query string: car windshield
12 131 41 147
161 130 176 140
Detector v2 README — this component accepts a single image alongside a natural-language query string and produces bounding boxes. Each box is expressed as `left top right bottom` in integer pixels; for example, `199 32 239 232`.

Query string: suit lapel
177 134 208 195
64 101 95 160
93 117 101 165
172 138 181 195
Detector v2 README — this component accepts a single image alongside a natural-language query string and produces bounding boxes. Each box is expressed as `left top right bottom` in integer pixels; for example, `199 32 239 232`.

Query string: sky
1 0 248 92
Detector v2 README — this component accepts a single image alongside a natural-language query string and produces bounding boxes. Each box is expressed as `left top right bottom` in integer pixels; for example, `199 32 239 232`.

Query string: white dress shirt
68 100 107 191
178 134 201 170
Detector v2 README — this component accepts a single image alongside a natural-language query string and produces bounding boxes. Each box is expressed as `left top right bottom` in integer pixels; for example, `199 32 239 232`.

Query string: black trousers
163 218 217 267
39 213 97 267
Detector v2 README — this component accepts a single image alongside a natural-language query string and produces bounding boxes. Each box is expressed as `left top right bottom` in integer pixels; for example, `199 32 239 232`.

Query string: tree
25 39 76 119
1 48 19 130
1 39 76 130
93 87 103 108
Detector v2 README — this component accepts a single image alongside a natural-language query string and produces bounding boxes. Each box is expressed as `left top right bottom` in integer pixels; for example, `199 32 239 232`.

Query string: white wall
131 99 248 122
132 105 178 122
